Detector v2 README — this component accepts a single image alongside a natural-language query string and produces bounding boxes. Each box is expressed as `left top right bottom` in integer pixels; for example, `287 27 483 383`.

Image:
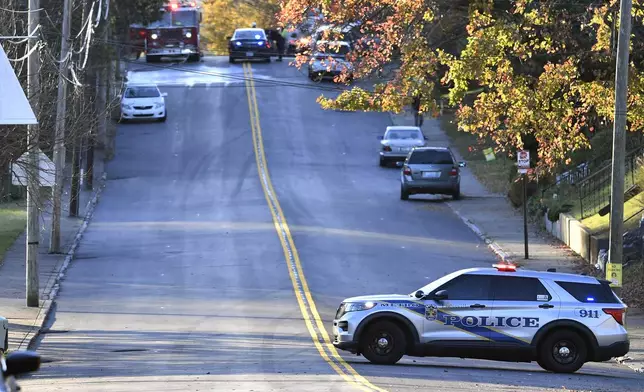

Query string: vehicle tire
379 157 385 167
264 57 271 63
537 329 587 373
159 113 167 123
119 116 128 124
3 330 7 351
229 56 235 64
146 55 159 63
400 185 410 201
452 186 461 200
187 54 199 62
361 320 406 365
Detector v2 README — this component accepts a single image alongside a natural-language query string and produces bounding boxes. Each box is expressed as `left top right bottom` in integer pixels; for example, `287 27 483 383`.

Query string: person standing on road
275 27 286 62
412 95 423 127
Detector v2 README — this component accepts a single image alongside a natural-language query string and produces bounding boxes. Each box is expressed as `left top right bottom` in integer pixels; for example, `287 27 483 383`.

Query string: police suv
332 264 629 373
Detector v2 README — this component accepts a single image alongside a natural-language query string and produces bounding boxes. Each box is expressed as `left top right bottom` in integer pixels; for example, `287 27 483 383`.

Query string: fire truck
140 0 203 63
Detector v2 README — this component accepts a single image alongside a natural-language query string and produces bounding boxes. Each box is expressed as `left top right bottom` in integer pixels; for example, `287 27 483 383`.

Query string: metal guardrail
539 144 644 220
578 148 640 219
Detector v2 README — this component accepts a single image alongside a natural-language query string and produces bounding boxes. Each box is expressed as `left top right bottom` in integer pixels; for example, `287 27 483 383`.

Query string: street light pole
608 0 633 277
49 0 73 253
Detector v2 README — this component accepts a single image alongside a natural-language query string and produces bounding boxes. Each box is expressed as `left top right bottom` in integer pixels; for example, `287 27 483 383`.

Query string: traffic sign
0 45 37 125
606 263 622 287
517 150 530 174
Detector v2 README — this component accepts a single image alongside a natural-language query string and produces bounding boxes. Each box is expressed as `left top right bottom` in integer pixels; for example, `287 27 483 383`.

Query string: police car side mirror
433 290 448 301
414 290 425 299
226 36 232 40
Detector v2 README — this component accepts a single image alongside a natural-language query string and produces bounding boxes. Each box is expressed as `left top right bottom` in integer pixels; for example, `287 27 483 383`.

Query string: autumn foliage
202 0 280 54
279 0 644 172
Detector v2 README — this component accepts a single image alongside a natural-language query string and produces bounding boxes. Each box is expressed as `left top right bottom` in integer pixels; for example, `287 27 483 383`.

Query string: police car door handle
469 304 486 308
539 304 554 309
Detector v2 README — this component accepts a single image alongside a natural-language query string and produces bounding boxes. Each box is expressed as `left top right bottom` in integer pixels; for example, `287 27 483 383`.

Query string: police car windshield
411 270 464 296
234 30 266 40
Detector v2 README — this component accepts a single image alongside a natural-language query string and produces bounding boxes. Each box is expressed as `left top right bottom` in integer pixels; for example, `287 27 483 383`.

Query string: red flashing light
493 263 517 272
170 3 179 10
603 308 625 325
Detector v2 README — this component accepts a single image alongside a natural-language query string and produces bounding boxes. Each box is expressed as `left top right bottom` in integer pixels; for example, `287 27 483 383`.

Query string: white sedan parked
119 84 167 123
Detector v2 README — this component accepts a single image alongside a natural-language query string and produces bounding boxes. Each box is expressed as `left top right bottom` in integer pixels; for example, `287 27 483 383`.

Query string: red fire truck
140 1 203 63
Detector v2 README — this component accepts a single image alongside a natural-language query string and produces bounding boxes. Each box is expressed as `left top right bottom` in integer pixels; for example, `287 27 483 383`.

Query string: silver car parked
400 147 465 200
378 126 427 167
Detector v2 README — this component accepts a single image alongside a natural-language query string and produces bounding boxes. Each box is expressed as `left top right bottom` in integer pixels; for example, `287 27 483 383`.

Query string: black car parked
228 28 273 63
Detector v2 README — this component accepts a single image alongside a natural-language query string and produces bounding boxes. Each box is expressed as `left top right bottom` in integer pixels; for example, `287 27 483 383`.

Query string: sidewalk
391 112 644 373
0 151 106 352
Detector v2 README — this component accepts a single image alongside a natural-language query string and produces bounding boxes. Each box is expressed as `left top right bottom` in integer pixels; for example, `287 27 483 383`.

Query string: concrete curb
446 202 513 263
18 172 108 351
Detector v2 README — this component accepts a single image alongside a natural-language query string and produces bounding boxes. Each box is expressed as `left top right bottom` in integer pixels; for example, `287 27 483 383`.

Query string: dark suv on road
400 147 465 200
228 28 272 63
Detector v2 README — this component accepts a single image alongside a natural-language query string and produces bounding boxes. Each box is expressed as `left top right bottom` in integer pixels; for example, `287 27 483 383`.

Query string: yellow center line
242 62 386 392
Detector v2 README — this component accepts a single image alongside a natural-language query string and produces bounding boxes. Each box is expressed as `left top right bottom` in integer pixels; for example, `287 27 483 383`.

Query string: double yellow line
242 62 386 392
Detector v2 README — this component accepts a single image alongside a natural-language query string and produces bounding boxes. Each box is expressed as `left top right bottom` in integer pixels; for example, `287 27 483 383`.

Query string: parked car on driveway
119 84 167 123
400 146 465 200
228 28 272 63
378 126 427 167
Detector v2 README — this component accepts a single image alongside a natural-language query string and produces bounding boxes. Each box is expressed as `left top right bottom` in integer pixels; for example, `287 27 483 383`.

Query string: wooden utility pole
608 0 633 277
26 0 41 307
49 0 73 253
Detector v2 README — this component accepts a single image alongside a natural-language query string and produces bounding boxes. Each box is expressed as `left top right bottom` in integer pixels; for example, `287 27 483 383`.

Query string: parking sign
517 150 530 174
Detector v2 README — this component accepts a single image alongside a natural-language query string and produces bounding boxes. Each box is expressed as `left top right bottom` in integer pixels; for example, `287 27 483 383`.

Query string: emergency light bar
493 263 517 272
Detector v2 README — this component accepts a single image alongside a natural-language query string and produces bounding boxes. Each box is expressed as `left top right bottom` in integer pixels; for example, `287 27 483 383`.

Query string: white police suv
333 264 629 373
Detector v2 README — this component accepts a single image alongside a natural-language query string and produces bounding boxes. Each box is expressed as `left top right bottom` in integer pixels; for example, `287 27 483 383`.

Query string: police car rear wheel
361 321 406 365
538 330 587 373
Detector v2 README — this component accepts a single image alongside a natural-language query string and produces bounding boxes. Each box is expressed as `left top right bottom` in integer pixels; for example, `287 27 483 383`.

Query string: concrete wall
544 211 601 265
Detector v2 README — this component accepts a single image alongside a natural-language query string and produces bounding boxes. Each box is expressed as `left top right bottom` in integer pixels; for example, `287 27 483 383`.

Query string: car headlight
150 33 158 40
185 32 192 38
121 104 132 110
337 302 377 318
154 102 165 108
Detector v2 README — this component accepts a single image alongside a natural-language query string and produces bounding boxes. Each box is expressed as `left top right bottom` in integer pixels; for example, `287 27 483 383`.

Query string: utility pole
608 0 633 279
26 0 41 307
49 0 73 253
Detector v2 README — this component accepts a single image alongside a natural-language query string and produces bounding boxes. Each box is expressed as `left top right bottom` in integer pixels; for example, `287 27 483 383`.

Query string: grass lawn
580 191 644 235
439 113 512 194
0 202 27 263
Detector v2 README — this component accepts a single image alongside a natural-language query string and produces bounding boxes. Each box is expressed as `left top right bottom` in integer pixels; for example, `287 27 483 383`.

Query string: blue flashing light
587 297 595 302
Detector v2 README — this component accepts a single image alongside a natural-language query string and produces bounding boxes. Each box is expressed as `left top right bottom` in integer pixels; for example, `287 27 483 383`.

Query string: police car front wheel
361 320 406 365
538 329 587 373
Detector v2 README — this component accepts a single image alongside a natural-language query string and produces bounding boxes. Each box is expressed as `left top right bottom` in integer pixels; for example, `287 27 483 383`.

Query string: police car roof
462 267 600 284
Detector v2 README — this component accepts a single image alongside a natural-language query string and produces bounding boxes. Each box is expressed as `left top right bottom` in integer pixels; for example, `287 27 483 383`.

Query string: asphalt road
19 56 643 391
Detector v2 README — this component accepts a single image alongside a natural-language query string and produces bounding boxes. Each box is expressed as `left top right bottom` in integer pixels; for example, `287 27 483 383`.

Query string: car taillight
450 167 458 176
383 145 392 152
603 308 625 325
403 167 411 175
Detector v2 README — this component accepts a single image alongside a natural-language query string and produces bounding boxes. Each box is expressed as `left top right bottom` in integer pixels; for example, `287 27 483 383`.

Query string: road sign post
518 150 530 259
